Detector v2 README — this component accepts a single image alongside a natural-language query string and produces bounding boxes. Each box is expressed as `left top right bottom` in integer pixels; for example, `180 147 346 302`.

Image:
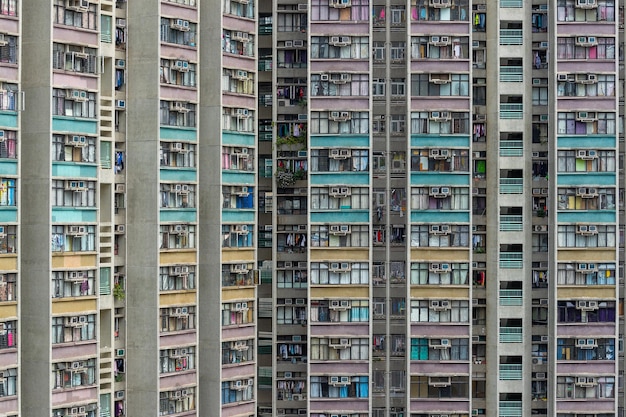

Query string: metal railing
499 103 523 119
500 140 523 157
499 215 523 231
499 289 523 306
499 401 523 417
500 252 523 269
499 327 523 343
499 66 523 82
499 364 523 380
499 178 523 194
500 29 523 45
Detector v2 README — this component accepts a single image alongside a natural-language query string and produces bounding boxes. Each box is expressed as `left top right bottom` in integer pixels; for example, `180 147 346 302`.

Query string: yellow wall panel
410 287 469 299
160 251 197 265
310 249 369 261
411 249 469 262
310 286 369 299
159 292 197 307
52 298 97 315
221 249 255 263
558 287 616 300
0 256 16 271
222 288 255 301
0 304 17 319
557 249 615 262
51 254 97 269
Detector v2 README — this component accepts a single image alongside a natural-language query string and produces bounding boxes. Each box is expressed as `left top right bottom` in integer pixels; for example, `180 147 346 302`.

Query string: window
556 0 616 22
557 150 615 172
410 262 469 285
372 41 385 61
410 338 470 360
410 36 470 59
557 301 616 323
310 376 369 398
160 183 196 208
222 186 254 210
411 73 470 96
160 346 196 373
159 265 195 291
0 225 15 254
410 300 470 323
556 376 615 399
410 225 470 247
160 387 196 415
52 270 95 298
557 111 616 135
159 224 196 250
309 299 369 322
557 74 616 97
222 263 256 287
222 301 255 326
276 11 307 30
52 179 95 207
0 368 16 397
557 187 616 210
160 141 196 168
411 0 470 21
310 262 369 284
222 224 254 248
410 375 469 398
532 86 548 105
0 320 15 349
223 0 253 18
311 0 369 20
557 338 615 361
276 303 307 325
310 73 369 97
222 339 254 365
276 264 308 288
52 88 97 118
161 59 197 87
52 43 98 74
309 111 369 134
51 225 96 252
410 186 469 210
53 405 97 417
310 225 369 247
557 36 616 60
221 146 255 171
390 42 406 61
410 112 470 134
52 314 96 343
221 379 254 404
160 100 196 127
160 306 196 332
52 358 97 389
310 338 369 360
221 67 253 95
557 263 615 285
161 18 198 47
223 107 255 132
222 29 254 56
310 36 369 59
557 225 616 248
52 134 96 163
310 186 368 210
0 130 16 159
310 149 369 172
54 0 97 29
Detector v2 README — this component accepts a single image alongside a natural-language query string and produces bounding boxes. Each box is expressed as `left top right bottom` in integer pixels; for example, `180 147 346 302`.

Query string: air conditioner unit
234 69 248 80
295 298 305 305
298 3 308 9
236 108 250 118
532 357 544 365
472 40 480 48
329 224 350 235
429 338 450 349
67 225 87 235
169 224 187 235
430 300 450 310
329 148 351 159
577 224 597 235
174 60 189 72
329 111 351 121
429 262 450 273
429 73 451 84
429 148 450 159
576 36 597 46
230 263 249 274
533 225 547 232
293 40 304 47
329 299 348 310
284 40 293 48
329 186 351 197
540 335 549 341
115 99 126 109
557 73 568 82
429 224 450 235
577 300 598 310
576 0 597 8
428 376 451 387
115 224 125 233
231 340 248 350
576 187 598 198
429 186 450 198
576 376 597 386
233 186 249 196
233 224 249 234
329 262 351 272
329 36 351 46
67 271 85 281
330 338 351 349
170 102 189 113
329 0 351 7
68 89 88 102
171 19 190 31
578 73 597 84
65 180 87 191
330 375 351 385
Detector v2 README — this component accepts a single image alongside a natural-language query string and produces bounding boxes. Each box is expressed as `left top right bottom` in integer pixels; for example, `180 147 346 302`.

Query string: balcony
499 215 523 231
499 103 523 119
500 0 523 7
499 252 523 269
499 401 523 417
499 140 523 157
499 66 523 82
499 327 523 343
499 364 523 380
499 29 523 45
499 289 522 306
499 178 523 194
